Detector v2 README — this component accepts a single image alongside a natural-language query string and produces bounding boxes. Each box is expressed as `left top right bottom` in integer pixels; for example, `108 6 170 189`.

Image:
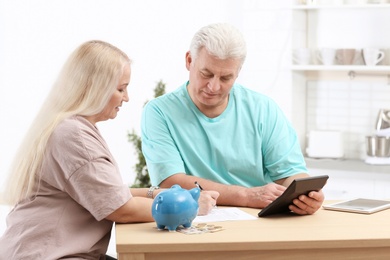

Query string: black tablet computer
258 175 329 217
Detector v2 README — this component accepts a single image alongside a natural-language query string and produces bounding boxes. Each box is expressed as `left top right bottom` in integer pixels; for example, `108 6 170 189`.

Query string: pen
195 181 218 208
194 181 203 191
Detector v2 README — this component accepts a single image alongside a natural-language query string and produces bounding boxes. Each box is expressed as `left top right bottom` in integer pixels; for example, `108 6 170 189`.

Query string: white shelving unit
290 3 390 146
291 3 390 200
291 3 390 73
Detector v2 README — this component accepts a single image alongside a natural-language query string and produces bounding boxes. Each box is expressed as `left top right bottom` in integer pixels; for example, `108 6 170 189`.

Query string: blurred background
0 0 293 189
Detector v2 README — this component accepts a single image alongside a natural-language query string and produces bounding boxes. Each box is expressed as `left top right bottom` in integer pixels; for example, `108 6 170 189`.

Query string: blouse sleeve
65 157 131 221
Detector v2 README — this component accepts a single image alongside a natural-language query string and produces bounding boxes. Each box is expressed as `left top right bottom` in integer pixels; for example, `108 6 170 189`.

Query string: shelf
292 66 390 81
291 7 390 76
291 65 390 72
292 4 390 10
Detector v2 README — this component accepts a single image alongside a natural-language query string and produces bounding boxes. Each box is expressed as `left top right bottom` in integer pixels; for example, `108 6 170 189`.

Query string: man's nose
207 77 221 92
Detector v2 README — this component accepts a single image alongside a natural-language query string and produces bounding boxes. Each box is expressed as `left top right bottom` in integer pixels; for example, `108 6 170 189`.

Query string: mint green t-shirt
141 82 307 187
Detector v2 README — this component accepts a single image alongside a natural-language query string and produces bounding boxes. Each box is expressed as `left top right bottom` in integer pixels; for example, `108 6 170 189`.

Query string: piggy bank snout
189 187 201 202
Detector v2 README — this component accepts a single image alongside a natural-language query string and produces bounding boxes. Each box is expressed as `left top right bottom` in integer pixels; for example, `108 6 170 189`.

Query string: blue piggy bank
151 184 200 232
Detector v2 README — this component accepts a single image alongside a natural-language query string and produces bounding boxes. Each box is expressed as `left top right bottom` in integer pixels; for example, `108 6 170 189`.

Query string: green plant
128 80 166 188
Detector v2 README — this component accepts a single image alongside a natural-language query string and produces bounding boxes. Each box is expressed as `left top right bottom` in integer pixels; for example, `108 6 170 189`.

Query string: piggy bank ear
189 187 201 201
171 184 180 189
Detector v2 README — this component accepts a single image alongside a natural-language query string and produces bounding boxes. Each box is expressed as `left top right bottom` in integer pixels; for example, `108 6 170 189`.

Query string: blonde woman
0 40 219 259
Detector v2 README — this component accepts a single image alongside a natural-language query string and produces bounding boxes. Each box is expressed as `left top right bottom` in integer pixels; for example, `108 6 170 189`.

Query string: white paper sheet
193 207 257 223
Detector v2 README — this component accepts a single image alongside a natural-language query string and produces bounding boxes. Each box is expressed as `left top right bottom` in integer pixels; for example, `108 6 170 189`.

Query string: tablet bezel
323 198 390 214
258 175 329 217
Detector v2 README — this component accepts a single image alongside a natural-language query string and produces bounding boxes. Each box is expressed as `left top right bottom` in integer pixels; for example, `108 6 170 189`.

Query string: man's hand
289 190 325 215
198 190 220 215
245 183 286 208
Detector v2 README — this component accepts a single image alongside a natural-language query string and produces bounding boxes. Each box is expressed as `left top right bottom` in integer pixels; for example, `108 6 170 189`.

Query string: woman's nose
123 90 129 102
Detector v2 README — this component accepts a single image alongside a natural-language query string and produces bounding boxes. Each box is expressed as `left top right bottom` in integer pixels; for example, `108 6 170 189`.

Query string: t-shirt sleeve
261 100 308 181
65 158 131 221
141 101 186 186
45 116 132 222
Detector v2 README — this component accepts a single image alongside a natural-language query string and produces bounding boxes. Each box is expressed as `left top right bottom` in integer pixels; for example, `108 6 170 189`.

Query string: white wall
0 0 293 192
0 3 292 254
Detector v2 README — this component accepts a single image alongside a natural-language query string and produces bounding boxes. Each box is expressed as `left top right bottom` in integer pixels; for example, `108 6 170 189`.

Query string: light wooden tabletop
115 204 390 260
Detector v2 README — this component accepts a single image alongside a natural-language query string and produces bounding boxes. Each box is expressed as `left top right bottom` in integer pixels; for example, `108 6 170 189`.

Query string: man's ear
185 51 192 70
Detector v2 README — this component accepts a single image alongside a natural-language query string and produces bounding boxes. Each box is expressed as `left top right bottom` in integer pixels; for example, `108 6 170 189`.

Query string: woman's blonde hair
4 40 131 205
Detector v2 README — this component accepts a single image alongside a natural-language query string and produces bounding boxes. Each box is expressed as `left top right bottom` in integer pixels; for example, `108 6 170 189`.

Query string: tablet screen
258 175 329 217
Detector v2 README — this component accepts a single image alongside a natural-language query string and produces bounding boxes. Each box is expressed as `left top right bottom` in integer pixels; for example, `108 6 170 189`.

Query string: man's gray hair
189 23 247 66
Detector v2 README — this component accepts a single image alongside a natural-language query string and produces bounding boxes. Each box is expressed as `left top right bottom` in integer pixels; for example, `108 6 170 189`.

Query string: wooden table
115 204 390 260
